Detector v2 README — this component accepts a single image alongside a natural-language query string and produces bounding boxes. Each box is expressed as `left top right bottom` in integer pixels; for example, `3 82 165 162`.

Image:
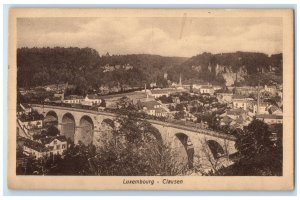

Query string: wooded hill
17 47 282 90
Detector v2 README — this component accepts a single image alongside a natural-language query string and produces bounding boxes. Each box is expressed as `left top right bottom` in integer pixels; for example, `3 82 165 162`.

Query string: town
16 70 283 175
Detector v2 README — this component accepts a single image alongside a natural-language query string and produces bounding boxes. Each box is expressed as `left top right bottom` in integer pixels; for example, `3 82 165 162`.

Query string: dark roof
227 108 246 115
23 138 48 152
256 114 283 119
232 94 247 99
221 116 233 124
19 112 44 122
87 94 101 99
269 105 280 113
64 95 84 100
141 101 160 109
40 135 67 145
201 86 213 89
154 107 167 113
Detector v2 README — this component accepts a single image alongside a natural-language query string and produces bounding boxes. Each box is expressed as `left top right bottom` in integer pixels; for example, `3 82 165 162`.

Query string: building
149 88 180 98
199 86 214 95
63 95 84 104
18 111 44 133
256 114 283 124
54 92 64 100
40 135 68 155
216 93 233 103
140 100 168 117
23 138 48 158
232 95 254 110
264 85 277 96
82 94 102 106
235 86 261 96
22 135 68 158
219 108 253 128
253 102 270 115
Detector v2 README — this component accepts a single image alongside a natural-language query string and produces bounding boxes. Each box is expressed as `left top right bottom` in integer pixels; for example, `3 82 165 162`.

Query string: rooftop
87 94 102 99
256 114 283 119
64 95 84 100
40 135 67 145
141 100 161 109
23 138 48 152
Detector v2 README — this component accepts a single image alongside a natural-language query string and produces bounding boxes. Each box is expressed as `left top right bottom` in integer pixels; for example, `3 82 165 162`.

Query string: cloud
17 17 282 57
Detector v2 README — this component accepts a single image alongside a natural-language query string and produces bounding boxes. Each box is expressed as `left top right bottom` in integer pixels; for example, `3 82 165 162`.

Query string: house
63 95 84 104
253 102 270 115
140 100 168 117
23 138 48 158
235 86 261 96
192 82 210 90
216 93 233 103
219 108 253 128
256 114 283 124
150 82 157 88
150 89 171 98
39 135 68 155
18 111 44 131
45 96 63 103
232 95 253 111
264 85 277 96
22 135 68 158
82 94 102 106
212 85 222 91
54 92 64 100
199 86 214 95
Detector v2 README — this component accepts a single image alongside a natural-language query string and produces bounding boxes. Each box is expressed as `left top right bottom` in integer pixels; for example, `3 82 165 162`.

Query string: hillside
17 47 187 90
167 52 283 86
17 47 283 93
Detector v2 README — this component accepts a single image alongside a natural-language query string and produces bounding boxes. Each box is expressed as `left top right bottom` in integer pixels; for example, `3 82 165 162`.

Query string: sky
17 17 283 57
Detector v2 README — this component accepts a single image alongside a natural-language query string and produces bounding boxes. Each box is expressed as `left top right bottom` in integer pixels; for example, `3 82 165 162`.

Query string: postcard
8 8 294 190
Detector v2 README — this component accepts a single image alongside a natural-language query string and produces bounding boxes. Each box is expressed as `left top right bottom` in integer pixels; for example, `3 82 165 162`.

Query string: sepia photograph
7 8 294 190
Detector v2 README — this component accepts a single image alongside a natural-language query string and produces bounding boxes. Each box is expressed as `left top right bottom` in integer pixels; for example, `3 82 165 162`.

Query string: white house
40 135 68 155
63 95 84 104
199 86 214 95
82 94 102 106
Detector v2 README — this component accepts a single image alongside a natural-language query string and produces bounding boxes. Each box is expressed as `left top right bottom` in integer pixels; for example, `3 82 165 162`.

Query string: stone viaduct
31 104 238 171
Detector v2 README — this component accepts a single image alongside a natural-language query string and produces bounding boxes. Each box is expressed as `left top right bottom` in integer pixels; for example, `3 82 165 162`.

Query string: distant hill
17 47 187 90
17 47 282 92
167 52 282 86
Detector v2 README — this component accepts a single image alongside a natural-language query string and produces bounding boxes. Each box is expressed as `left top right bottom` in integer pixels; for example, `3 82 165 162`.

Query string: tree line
17 47 282 91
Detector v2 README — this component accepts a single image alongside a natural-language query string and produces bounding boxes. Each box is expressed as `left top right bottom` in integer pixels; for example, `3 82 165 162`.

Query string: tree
174 111 185 120
223 120 283 175
99 99 106 107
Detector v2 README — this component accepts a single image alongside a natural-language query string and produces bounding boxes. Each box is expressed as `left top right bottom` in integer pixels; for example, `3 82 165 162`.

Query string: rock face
222 72 245 86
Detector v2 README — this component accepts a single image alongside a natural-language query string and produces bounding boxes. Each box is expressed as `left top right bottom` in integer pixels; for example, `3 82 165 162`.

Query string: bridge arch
77 115 94 145
173 133 194 169
61 112 76 142
206 140 225 159
44 110 58 127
